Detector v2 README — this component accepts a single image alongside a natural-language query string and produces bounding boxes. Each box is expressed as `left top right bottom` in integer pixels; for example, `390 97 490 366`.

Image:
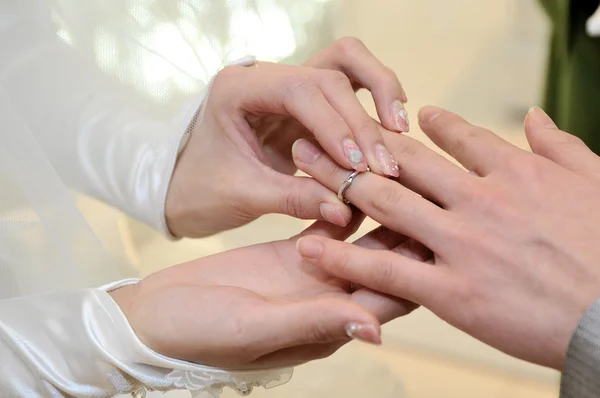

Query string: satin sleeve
0 1 255 237
0 280 292 398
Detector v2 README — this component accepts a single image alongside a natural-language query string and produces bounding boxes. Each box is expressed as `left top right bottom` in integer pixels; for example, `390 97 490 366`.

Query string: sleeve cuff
561 297 600 397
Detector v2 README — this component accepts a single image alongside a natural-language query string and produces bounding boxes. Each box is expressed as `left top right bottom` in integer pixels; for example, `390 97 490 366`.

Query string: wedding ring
338 167 370 205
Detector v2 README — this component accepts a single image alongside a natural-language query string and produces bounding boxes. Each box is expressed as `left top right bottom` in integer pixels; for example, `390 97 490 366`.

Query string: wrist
108 283 139 322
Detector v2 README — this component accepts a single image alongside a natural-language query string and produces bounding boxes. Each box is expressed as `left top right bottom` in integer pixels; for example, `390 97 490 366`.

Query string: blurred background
78 0 563 396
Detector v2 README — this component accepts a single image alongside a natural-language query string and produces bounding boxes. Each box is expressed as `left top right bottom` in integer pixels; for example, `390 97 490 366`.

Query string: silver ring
337 167 369 205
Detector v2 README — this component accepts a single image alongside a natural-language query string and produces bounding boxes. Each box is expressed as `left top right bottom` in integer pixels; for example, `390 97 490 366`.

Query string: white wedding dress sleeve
1 1 246 237
0 279 292 398
0 2 326 396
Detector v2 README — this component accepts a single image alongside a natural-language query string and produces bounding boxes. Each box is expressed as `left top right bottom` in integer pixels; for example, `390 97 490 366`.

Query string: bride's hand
109 218 422 369
165 37 409 238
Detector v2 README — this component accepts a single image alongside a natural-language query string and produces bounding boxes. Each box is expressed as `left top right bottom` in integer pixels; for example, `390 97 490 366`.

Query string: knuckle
323 69 352 87
374 256 396 289
377 66 400 86
323 162 344 184
209 65 245 106
461 183 504 214
284 74 319 99
444 217 476 246
370 185 404 215
448 127 479 159
334 36 366 55
213 65 243 89
280 192 308 218
388 136 422 160
503 153 545 183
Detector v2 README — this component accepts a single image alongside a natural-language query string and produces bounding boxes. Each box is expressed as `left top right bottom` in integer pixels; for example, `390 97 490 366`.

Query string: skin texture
295 106 600 371
164 37 409 238
110 215 428 369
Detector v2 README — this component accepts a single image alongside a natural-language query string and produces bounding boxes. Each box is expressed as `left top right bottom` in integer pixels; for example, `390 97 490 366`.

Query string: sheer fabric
0 1 333 396
0 0 334 295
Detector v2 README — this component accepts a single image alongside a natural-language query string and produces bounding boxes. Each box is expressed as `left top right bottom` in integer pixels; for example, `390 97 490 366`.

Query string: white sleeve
0 280 292 398
0 2 254 236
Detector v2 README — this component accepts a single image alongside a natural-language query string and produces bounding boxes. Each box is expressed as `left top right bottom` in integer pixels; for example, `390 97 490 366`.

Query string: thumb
525 106 600 180
255 169 352 227
260 297 381 350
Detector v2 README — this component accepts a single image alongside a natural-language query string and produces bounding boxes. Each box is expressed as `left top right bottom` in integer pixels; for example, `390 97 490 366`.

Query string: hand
292 107 600 370
110 218 423 369
165 37 409 238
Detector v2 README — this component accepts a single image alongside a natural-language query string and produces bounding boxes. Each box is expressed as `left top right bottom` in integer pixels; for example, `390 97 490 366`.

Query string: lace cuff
0 279 292 397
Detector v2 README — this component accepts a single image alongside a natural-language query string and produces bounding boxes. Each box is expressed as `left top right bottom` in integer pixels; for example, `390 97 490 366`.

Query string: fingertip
527 106 558 130
319 201 351 227
296 235 324 260
389 100 410 133
345 321 382 345
418 105 443 125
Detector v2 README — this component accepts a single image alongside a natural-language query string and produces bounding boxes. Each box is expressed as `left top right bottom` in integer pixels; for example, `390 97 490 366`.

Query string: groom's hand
293 107 600 370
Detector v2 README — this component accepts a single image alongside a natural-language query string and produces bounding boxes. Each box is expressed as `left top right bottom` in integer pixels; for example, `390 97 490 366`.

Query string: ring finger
292 138 455 248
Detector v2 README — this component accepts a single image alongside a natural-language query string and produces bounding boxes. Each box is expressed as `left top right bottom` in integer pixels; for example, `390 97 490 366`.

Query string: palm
127 221 391 369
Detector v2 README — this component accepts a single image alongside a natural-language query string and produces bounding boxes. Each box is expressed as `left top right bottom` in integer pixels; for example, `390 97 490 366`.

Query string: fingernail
343 139 368 171
528 106 557 129
375 144 400 177
319 202 349 227
296 237 323 260
292 139 321 164
391 100 410 132
345 323 382 345
418 106 442 123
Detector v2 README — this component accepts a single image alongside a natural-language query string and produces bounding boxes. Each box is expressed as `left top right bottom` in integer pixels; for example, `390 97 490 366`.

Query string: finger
525 106 600 181
351 288 418 324
380 127 473 208
392 238 434 263
261 296 382 350
255 170 353 227
351 226 428 322
292 138 455 248
354 224 433 262
228 64 368 172
418 106 527 176
252 341 346 368
353 225 410 250
296 235 447 305
316 69 401 177
296 211 367 241
305 37 409 131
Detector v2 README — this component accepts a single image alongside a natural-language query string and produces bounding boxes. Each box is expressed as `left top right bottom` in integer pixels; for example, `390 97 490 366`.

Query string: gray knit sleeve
561 298 600 397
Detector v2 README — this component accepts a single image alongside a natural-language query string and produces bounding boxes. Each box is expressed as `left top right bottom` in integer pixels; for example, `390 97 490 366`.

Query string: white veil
0 0 335 299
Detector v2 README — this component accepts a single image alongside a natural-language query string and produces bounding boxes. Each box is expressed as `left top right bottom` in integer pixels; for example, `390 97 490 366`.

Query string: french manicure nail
343 139 368 170
375 144 400 177
345 323 382 345
319 202 348 227
391 100 410 132
296 237 324 260
292 139 321 164
528 106 557 129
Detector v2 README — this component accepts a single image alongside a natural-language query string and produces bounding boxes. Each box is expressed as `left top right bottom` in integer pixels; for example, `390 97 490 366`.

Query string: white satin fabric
0 0 333 396
0 279 291 398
